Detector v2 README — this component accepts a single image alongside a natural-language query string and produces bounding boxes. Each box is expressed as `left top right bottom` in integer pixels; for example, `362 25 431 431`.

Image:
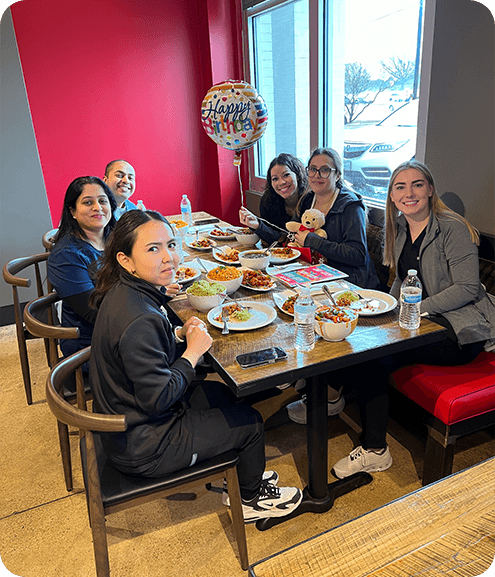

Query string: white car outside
343 99 419 195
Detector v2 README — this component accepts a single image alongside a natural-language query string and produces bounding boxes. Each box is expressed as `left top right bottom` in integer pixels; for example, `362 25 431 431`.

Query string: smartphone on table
236 347 288 369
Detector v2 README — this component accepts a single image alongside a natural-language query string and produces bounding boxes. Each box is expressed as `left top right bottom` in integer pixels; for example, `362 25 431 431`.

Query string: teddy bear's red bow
299 225 316 232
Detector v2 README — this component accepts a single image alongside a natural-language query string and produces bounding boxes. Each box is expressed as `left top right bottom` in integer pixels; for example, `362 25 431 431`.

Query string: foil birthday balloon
201 80 268 153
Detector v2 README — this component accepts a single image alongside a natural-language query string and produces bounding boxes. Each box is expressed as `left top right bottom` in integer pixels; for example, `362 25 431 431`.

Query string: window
244 0 425 207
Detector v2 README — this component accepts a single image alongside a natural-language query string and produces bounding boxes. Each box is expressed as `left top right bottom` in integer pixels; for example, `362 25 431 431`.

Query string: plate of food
241 268 276 291
269 247 301 264
175 265 201 284
185 237 217 251
332 289 397 316
208 228 237 240
207 302 277 331
272 289 298 317
213 247 241 265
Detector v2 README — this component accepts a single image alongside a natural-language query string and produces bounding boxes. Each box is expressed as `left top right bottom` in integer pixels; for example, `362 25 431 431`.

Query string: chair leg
225 467 249 570
85 432 111 577
422 427 455 486
57 420 73 491
17 328 33 405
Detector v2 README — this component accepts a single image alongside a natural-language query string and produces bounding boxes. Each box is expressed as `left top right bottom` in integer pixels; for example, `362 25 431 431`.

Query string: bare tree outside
380 57 415 90
345 62 390 124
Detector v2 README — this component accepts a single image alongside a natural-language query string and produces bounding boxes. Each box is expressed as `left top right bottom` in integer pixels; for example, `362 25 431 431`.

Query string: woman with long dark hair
239 153 307 243
47 176 117 357
89 210 302 523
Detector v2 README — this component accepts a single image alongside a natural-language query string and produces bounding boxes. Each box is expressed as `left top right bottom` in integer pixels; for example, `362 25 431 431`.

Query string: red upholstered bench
390 351 495 486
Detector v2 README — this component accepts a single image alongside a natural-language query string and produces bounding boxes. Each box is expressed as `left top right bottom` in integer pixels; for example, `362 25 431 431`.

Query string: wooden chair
23 291 86 492
2 253 51 404
42 228 58 252
45 347 249 575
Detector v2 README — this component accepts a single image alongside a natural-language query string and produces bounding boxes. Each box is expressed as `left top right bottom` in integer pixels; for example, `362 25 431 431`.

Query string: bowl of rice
186 280 227 312
169 219 190 237
235 227 260 246
206 266 243 294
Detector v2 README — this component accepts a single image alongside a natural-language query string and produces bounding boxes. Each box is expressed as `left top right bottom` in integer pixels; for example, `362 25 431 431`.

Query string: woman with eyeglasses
293 147 378 288
239 153 308 243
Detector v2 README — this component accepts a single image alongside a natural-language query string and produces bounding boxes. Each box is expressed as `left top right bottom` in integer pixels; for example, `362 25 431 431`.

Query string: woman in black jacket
89 210 302 523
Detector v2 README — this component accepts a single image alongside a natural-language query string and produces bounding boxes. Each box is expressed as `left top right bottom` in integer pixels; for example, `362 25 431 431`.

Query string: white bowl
314 305 359 342
169 219 190 237
206 267 243 294
235 228 260 246
238 249 270 270
185 283 227 312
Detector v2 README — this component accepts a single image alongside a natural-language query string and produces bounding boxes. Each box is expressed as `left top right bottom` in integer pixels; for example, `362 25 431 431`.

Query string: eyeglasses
306 165 336 179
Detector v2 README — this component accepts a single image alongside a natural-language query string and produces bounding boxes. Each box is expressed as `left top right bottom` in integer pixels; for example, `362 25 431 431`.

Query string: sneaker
222 470 279 506
276 383 292 390
286 394 345 424
241 480 303 523
333 445 392 479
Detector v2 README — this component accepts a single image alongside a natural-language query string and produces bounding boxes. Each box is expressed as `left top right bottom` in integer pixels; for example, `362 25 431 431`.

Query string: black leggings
123 381 266 502
345 317 485 449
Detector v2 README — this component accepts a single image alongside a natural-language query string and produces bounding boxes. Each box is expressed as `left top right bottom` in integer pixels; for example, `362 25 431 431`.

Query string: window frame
242 0 431 209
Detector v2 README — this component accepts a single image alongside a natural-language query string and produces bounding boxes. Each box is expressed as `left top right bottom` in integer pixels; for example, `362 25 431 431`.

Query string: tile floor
1 324 494 577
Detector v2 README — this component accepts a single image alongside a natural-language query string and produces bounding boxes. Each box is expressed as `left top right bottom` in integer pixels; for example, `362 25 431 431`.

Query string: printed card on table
272 264 348 288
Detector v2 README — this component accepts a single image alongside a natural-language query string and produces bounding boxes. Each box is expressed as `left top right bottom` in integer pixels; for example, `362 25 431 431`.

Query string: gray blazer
391 213 495 346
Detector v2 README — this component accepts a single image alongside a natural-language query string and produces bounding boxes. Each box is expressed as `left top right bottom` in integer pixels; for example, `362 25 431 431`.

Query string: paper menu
271 264 348 287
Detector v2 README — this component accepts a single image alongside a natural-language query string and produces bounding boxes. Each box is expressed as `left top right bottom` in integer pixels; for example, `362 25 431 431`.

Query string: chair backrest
42 228 58 252
2 253 51 404
24 291 79 368
46 346 126 433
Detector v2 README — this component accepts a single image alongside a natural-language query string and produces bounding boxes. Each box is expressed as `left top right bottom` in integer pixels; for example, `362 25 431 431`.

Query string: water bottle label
402 293 421 304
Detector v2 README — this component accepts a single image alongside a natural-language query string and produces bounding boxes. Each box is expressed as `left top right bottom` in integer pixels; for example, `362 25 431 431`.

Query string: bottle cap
407 269 417 275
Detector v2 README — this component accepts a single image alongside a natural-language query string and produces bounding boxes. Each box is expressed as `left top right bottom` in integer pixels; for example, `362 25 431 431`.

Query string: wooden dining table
166 212 448 530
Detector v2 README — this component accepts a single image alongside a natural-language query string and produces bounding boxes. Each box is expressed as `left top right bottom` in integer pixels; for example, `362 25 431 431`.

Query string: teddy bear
286 208 327 247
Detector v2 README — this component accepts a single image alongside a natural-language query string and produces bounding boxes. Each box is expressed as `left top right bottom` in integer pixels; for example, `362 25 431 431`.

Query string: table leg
256 374 372 531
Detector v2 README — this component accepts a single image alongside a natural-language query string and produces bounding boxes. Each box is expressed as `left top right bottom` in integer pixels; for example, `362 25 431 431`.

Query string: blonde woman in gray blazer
332 160 495 480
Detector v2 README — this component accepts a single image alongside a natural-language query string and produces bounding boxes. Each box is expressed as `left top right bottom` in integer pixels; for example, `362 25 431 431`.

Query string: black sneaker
241 480 302 523
222 470 279 506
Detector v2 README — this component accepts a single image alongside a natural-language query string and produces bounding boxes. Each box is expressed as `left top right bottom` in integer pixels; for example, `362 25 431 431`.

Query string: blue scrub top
47 234 102 354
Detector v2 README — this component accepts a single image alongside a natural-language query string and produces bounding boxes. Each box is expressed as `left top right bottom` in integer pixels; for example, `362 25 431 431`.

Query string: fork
221 306 230 335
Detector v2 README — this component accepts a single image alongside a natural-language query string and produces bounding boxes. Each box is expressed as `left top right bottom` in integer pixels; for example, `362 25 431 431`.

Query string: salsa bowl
314 305 359 342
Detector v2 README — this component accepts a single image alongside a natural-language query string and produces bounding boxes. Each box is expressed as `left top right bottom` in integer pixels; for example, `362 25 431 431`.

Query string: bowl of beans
206 266 243 294
314 305 359 342
238 249 270 270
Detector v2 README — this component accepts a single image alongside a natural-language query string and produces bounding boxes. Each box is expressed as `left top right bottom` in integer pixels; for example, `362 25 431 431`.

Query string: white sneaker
333 446 392 479
241 481 302 523
222 470 279 506
286 394 345 424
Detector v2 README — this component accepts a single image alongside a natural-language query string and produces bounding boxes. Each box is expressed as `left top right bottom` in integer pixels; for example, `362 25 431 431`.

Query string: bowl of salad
314 305 359 342
186 280 227 312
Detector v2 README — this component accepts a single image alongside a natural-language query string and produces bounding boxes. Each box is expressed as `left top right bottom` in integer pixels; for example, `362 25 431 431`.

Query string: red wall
11 0 246 225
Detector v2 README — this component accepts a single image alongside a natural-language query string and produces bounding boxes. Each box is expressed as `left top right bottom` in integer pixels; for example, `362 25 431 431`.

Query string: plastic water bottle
294 284 316 352
399 269 422 330
180 194 193 226
136 200 146 211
